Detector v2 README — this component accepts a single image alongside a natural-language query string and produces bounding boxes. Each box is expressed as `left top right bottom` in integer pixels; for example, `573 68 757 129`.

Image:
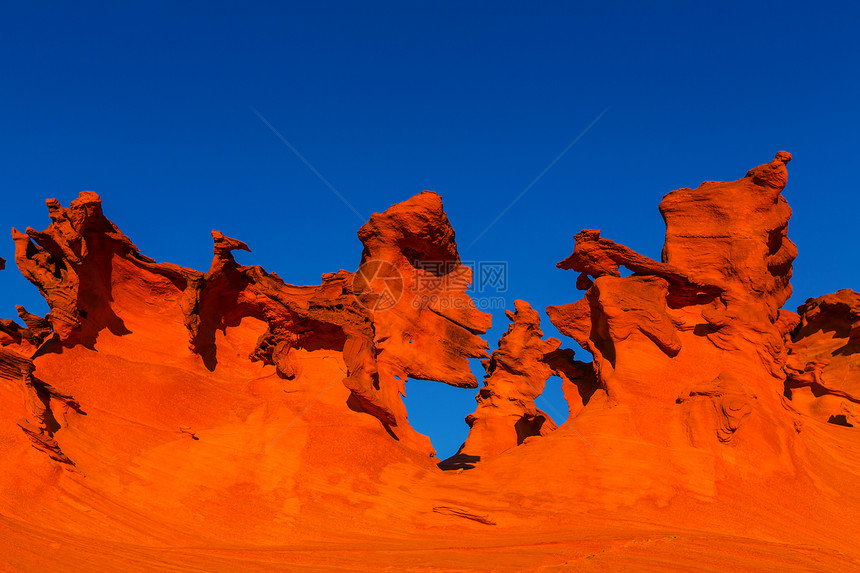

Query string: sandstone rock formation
350 191 491 448
547 152 797 409
5 190 489 459
536 154 809 492
785 289 860 426
442 300 561 468
1 152 860 572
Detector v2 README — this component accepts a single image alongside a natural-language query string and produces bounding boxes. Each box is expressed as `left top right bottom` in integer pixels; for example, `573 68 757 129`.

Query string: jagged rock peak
7 188 492 460
443 300 562 468
659 151 796 320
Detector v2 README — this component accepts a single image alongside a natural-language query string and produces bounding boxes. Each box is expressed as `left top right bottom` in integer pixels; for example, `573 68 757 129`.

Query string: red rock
7 189 490 462
547 152 799 406
1 155 860 572
786 289 860 426
660 150 796 321
443 300 560 467
350 191 491 454
539 153 847 521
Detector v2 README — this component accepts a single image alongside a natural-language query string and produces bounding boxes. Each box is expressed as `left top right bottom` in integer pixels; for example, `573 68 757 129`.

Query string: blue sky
1 2 858 457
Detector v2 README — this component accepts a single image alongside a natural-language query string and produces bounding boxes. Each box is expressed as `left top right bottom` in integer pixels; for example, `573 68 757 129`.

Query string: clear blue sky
1 2 858 457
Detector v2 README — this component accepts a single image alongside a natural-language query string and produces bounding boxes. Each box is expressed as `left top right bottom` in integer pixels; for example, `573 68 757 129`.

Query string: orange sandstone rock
1 154 860 573
548 152 798 405
350 191 491 453
443 300 560 467
7 189 489 462
786 289 860 426
660 150 796 321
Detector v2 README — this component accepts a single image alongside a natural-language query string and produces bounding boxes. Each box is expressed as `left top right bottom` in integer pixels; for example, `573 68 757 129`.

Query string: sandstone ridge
1 152 859 572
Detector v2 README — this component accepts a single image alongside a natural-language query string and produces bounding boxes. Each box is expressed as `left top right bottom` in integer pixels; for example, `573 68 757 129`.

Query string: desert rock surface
1 152 859 572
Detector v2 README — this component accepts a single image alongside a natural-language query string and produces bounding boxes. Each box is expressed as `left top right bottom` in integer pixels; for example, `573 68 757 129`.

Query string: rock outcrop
547 153 797 406
785 289 860 426
7 189 489 459
2 153 860 572
350 192 491 448
660 150 796 320
443 300 560 468
0 344 80 470
540 152 806 491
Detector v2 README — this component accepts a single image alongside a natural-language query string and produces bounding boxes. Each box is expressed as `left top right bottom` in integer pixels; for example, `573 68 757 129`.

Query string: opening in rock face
401 377 475 459
535 375 570 425
828 414 853 427
3 152 860 572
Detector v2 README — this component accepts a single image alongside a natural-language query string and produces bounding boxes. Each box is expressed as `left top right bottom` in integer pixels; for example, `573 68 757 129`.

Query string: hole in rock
401 377 476 460
535 375 570 426
827 414 853 427
766 225 787 256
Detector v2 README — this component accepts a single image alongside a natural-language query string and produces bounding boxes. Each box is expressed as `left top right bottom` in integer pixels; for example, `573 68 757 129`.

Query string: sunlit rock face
441 299 568 469
2 153 860 572
785 289 860 427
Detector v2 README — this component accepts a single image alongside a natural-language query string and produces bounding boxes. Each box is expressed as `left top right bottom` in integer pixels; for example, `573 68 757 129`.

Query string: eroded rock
444 300 560 467
9 190 491 458
548 153 798 405
785 289 860 426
